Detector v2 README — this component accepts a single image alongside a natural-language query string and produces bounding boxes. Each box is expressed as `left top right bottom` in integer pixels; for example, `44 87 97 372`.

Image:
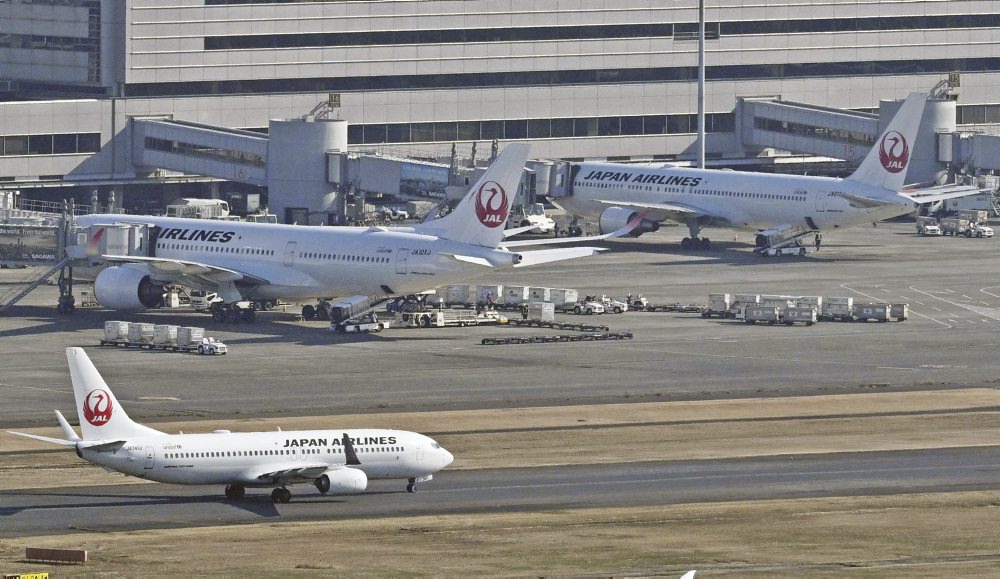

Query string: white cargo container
796 296 823 309
760 295 797 311
852 303 890 322
477 284 503 305
820 297 855 321
548 288 579 307
956 209 988 224
702 293 732 318
743 306 781 325
782 307 818 326
177 327 205 347
127 322 155 344
527 301 556 322
445 284 475 305
528 287 551 302
503 285 530 305
153 324 179 346
102 321 130 344
729 293 761 317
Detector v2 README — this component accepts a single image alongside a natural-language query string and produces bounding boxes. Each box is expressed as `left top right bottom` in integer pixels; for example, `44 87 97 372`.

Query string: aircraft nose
440 448 454 468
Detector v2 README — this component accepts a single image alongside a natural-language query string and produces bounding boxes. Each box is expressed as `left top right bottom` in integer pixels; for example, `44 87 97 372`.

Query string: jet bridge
133 118 268 186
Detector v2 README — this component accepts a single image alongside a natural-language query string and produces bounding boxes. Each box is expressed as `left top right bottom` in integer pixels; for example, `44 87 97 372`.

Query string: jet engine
314 467 368 494
598 206 660 237
93 265 166 310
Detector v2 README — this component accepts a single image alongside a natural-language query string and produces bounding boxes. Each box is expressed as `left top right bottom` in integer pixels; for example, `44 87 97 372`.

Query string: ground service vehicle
562 300 604 315
507 202 555 234
599 295 629 313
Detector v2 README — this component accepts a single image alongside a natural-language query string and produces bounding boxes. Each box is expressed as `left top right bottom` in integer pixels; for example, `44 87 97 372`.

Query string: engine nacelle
94 266 166 310
598 206 660 237
314 468 368 495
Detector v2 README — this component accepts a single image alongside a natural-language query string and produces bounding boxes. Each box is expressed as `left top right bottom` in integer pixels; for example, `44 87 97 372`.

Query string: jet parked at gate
552 93 979 250
8 348 453 503
75 143 628 320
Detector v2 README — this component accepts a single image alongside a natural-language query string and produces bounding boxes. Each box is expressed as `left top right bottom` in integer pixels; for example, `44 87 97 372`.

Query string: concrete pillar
266 118 348 225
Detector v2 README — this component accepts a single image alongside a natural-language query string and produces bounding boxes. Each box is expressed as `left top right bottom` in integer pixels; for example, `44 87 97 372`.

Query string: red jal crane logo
879 131 909 174
83 389 113 426
474 181 508 228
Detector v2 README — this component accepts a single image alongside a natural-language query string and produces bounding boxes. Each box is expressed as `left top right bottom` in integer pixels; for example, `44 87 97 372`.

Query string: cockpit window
431 443 440 449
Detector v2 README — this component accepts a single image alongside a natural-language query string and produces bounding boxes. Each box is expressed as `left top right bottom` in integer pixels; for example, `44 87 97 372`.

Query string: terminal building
1 0 1000 223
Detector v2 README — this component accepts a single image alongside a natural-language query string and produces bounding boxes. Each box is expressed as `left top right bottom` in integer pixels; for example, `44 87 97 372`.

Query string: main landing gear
680 237 711 250
271 487 292 503
680 219 712 251
224 484 246 500
407 478 419 493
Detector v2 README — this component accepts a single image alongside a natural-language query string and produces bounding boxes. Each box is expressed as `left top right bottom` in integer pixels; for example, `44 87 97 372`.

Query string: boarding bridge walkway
738 98 880 163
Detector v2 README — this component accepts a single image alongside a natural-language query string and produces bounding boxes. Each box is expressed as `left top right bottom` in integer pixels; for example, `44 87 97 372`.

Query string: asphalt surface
3 446 999 537
2 220 999 537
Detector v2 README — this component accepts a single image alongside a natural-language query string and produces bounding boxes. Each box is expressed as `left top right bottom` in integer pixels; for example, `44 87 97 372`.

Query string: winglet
342 433 361 466
55 410 81 442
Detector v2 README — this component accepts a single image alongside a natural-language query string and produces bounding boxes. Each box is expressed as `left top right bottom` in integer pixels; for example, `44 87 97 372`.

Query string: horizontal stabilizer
901 184 985 204
441 253 494 267
830 192 896 209
6 430 79 447
503 224 539 237
80 440 128 453
514 247 606 267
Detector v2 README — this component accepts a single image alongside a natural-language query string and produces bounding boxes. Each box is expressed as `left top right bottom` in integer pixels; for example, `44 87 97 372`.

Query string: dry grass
2 389 1000 576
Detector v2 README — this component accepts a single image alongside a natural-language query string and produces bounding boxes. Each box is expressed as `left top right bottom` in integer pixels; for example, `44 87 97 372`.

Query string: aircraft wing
100 255 271 287
593 199 726 224
255 463 332 483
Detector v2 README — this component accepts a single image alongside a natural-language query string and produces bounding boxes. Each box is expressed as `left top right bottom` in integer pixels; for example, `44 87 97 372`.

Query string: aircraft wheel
680 237 692 250
407 483 417 493
301 305 315 320
799 247 807 256
212 308 225 322
226 308 240 323
700 237 711 250
240 308 256 323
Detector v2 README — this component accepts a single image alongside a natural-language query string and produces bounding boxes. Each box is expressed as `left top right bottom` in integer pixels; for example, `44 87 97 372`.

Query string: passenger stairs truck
753 224 819 256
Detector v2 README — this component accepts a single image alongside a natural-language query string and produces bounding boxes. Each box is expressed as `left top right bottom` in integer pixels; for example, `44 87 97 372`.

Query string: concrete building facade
1 0 999 209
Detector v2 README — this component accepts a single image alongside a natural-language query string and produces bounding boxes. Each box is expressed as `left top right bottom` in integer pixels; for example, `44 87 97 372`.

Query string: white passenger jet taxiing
75 143 623 320
553 92 978 251
8 348 454 503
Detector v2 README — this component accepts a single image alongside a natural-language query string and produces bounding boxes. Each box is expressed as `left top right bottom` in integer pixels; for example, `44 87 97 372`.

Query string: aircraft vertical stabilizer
415 143 531 247
845 92 927 192
66 348 163 440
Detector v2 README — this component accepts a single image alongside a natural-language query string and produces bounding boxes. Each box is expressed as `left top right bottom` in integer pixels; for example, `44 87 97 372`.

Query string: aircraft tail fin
846 92 927 191
66 347 163 441
414 143 531 247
